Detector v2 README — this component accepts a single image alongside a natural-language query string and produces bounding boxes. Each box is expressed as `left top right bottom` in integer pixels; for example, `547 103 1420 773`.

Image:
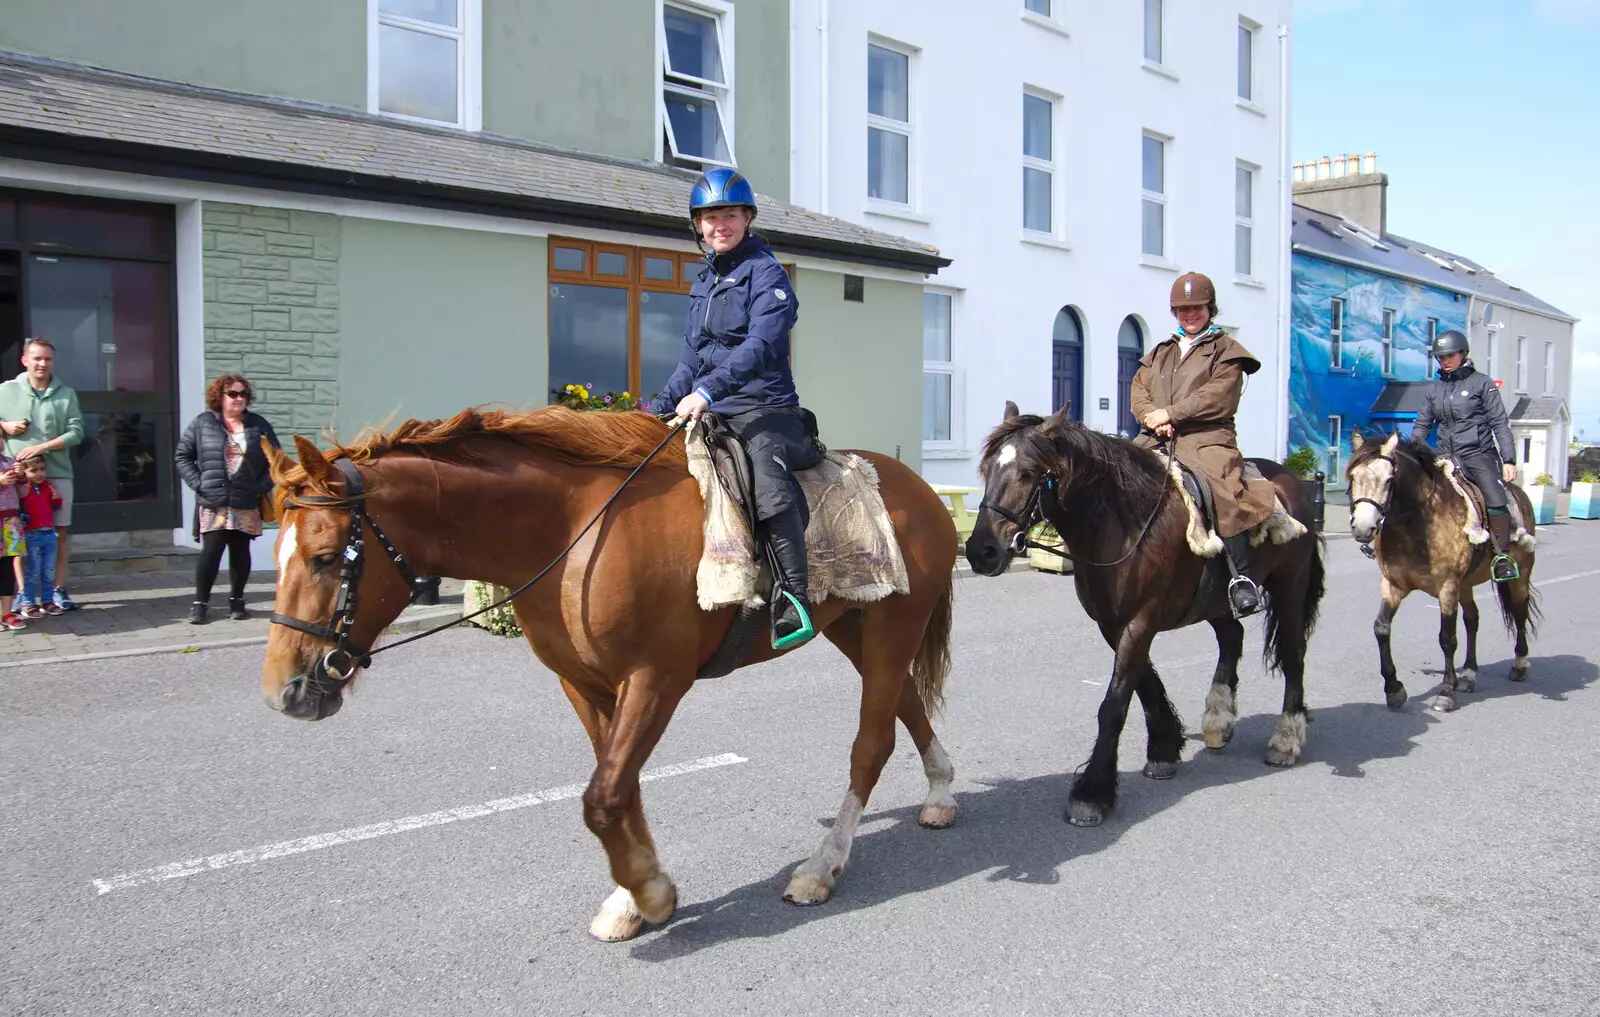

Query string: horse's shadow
629 689 1507 960
1408 652 1597 707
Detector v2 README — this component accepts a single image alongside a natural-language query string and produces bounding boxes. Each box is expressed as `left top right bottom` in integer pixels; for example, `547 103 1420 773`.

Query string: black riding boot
1222 533 1262 618
763 509 815 650
1487 511 1519 583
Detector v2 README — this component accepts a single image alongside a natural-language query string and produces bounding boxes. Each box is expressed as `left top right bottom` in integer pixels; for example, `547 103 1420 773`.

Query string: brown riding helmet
1170 272 1217 309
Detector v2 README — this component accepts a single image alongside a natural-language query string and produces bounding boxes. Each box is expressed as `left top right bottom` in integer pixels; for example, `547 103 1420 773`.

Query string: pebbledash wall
201 203 342 434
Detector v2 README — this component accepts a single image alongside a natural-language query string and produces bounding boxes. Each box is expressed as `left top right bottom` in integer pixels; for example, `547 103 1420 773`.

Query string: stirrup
1227 576 1262 619
771 589 815 651
1490 553 1519 583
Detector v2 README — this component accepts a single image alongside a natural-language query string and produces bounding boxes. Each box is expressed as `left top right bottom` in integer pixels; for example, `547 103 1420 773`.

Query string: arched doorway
1117 315 1145 437
1052 306 1084 421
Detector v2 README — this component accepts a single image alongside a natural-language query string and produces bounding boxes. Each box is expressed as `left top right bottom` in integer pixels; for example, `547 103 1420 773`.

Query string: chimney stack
1292 151 1388 235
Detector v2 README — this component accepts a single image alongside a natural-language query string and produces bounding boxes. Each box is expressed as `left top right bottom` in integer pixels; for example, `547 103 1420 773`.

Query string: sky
1292 0 1597 441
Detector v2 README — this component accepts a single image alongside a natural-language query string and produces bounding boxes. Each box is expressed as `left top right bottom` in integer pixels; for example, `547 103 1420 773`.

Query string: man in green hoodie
0 338 85 611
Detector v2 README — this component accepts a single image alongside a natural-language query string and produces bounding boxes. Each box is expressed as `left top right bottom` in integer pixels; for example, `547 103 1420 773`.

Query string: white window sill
1020 231 1072 252
1141 59 1180 82
1235 97 1267 117
1139 254 1179 272
1233 275 1266 289
865 201 932 225
1020 11 1071 38
922 447 974 460
374 107 474 132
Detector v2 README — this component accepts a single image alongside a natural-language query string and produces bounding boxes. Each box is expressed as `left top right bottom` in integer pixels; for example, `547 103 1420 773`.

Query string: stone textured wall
201 202 340 435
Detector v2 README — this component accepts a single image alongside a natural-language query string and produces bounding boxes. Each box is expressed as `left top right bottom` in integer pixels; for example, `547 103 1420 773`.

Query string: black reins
980 441 1176 569
271 417 689 694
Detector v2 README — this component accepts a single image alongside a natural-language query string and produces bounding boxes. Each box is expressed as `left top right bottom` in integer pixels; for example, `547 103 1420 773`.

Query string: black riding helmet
1431 329 1470 358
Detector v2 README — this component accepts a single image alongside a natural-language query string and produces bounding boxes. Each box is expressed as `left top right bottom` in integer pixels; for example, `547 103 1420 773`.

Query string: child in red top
16 458 62 618
0 453 23 629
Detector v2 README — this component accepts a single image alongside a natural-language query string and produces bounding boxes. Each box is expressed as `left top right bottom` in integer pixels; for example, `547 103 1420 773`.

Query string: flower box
1027 523 1071 574
1525 483 1557 525
1570 481 1599 520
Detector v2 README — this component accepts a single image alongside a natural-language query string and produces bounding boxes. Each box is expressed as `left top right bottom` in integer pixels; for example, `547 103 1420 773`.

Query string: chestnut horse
964 404 1324 827
260 407 957 942
1346 431 1540 714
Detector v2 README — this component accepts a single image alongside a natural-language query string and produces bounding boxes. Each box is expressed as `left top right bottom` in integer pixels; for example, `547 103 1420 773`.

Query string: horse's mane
274 406 688 497
1348 431 1440 479
981 414 1169 521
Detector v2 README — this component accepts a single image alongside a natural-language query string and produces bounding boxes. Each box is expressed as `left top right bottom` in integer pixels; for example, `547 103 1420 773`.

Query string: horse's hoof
1432 694 1458 713
588 887 644 943
918 802 957 829
1064 799 1105 827
1509 665 1529 683
634 873 677 925
1263 746 1300 768
1386 685 1408 711
1202 728 1234 750
1142 760 1178 780
782 871 834 906
1450 670 1477 693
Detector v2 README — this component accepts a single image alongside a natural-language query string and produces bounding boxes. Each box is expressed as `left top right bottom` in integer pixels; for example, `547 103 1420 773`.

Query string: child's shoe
2 612 25 630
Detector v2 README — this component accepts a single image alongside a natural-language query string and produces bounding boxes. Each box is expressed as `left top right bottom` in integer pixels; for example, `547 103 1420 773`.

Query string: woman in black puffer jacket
174 374 281 624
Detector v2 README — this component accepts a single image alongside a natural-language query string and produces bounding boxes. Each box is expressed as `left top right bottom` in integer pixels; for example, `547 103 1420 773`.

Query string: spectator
0 451 24 629
15 458 61 618
175 375 281 624
0 338 85 611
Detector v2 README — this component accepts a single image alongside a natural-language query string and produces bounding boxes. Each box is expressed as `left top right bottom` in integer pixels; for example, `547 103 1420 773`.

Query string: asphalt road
5 526 1599 1017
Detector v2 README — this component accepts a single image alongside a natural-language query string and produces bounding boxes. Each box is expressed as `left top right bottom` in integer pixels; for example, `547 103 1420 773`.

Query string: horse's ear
294 435 331 478
262 437 294 486
1004 400 1020 421
1381 432 1399 455
1045 404 1071 431
1350 430 1366 452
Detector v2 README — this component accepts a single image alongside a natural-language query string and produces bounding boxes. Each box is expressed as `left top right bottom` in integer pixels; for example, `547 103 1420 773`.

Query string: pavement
3 520 1598 1016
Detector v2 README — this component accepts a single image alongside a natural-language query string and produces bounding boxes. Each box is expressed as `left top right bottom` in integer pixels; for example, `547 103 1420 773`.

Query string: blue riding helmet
689 167 758 218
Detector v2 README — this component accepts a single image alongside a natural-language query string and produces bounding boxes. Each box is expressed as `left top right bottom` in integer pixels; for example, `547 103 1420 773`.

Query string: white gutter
818 0 831 215
1275 22 1291 457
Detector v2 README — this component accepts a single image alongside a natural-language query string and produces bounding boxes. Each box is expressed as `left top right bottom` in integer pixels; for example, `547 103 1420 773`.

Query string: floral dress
197 428 263 537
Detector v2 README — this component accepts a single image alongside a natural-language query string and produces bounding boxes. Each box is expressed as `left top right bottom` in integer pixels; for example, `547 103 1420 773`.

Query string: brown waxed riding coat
1129 327 1277 538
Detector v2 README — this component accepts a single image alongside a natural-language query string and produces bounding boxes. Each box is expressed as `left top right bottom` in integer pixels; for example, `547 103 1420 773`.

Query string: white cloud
1533 0 1600 23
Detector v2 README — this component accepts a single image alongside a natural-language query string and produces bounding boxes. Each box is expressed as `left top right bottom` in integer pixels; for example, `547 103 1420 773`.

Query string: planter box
1029 542 1070 573
1570 481 1600 520
1525 485 1557 525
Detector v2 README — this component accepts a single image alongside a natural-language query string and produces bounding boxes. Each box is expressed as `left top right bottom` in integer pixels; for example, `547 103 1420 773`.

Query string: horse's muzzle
963 533 1011 578
269 673 345 721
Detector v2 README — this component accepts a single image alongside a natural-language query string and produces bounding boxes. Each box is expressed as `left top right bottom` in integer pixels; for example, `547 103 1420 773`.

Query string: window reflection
640 290 690 400
548 284 628 397
73 412 166 504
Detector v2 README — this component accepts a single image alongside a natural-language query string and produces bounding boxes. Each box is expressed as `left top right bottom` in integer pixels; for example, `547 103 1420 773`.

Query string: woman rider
1409 328 1520 582
647 167 819 650
1129 271 1278 618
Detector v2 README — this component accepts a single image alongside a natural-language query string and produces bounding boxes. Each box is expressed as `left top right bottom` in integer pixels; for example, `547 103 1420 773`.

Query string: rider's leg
1464 458 1518 582
1220 531 1261 618
731 408 816 649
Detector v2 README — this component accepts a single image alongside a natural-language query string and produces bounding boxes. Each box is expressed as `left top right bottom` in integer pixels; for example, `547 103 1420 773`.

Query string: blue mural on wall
1288 254 1466 484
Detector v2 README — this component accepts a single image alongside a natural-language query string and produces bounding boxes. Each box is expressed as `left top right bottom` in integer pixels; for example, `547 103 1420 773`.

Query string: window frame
657 0 738 169
1329 297 1345 370
1237 18 1258 102
1140 131 1168 259
1515 334 1528 392
1143 0 1164 65
1380 307 1395 376
1021 87 1059 237
922 288 960 451
367 0 483 131
1024 0 1052 14
867 37 918 211
1234 161 1255 279
1327 414 1343 477
1543 340 1555 395
1486 332 1499 382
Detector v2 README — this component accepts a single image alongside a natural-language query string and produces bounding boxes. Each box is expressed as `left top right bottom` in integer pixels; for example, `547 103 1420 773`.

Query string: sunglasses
224 390 250 399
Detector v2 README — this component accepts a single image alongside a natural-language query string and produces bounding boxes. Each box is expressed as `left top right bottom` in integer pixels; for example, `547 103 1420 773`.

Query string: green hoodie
0 372 84 480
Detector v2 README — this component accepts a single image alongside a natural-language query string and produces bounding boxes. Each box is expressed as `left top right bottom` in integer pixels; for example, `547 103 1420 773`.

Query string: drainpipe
818 0 831 215
1275 22 1291 457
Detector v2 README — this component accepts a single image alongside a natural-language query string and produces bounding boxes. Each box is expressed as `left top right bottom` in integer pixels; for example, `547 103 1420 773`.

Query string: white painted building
788 0 1294 484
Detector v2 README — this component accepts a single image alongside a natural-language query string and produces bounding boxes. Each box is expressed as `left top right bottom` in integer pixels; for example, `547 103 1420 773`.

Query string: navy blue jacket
1411 362 1515 465
648 236 800 416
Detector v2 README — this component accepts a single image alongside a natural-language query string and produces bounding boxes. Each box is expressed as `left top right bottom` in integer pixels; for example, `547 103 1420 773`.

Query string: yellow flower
621 391 631 399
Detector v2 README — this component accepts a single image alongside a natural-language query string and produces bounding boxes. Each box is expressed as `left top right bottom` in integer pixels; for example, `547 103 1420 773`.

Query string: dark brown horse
260 407 957 942
963 404 1324 827
1346 430 1541 713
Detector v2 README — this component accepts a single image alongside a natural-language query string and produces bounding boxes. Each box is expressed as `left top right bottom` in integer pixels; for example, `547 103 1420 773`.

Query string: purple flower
604 395 613 404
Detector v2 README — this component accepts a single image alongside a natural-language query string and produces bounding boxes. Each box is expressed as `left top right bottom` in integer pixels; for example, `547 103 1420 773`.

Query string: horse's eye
1018 469 1034 482
310 552 338 573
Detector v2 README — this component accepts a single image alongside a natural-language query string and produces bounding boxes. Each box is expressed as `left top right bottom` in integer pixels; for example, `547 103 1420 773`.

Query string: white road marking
92 752 747 895
1537 568 1600 588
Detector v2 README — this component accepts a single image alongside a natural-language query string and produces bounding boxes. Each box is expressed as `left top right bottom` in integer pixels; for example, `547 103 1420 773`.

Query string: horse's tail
1495 574 1542 639
911 575 954 716
1263 534 1326 672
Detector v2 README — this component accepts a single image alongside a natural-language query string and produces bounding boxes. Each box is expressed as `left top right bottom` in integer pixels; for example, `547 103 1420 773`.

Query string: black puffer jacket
1410 361 1515 465
174 411 281 509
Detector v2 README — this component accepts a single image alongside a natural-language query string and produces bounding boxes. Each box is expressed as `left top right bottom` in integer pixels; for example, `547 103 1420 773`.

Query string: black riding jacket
1410 362 1514 465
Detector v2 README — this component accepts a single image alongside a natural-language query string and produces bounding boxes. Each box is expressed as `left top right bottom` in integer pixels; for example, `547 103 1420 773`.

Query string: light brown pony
260 407 957 942
1346 431 1541 714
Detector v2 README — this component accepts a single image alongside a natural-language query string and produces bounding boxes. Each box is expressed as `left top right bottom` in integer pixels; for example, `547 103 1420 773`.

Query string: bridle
979 441 1175 569
271 418 689 697
1347 448 1441 557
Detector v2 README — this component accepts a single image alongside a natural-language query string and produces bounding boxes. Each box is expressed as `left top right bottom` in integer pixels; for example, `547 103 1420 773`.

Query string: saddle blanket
1438 459 1536 549
1170 459 1309 558
686 423 910 611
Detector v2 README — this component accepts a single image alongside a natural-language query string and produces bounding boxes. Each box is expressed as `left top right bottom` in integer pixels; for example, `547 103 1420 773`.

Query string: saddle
1437 459 1535 550
686 412 909 678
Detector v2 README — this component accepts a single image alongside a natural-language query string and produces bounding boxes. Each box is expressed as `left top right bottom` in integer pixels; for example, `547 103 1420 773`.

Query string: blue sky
1293 0 1598 440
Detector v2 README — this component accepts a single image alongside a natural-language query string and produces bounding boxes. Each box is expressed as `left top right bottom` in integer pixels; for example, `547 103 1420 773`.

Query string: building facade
1289 157 1577 486
787 0 1294 484
0 0 946 542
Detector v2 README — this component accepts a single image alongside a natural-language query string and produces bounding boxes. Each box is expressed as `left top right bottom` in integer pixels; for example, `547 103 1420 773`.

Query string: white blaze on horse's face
276 522 298 586
997 443 1017 468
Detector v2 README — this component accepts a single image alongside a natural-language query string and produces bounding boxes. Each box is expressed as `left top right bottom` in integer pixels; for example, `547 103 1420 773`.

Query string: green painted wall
790 269 923 473
0 0 364 108
339 219 546 437
484 0 656 160
733 0 791 201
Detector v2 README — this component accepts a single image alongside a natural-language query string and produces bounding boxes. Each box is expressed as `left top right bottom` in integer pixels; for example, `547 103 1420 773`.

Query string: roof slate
1291 203 1572 321
0 53 947 271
